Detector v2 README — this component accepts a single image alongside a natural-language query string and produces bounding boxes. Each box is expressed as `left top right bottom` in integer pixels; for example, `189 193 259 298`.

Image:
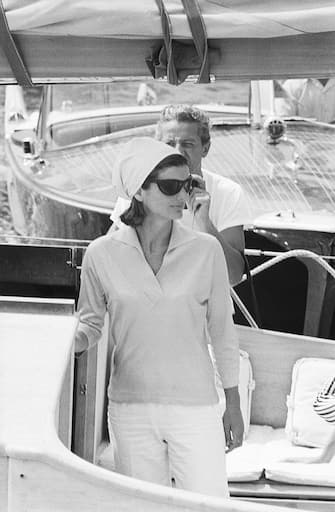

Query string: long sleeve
76 248 107 348
207 241 239 388
313 376 335 424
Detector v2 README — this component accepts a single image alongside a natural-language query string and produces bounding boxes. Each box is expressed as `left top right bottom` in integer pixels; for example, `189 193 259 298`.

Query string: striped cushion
285 358 335 448
313 376 335 424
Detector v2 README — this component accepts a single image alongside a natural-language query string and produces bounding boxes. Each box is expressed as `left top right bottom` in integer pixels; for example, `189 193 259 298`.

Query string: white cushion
285 357 335 448
265 461 335 487
227 425 274 482
226 425 324 482
99 423 333 486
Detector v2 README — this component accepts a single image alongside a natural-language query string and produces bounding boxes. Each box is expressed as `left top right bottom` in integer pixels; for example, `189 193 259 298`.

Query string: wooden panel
72 345 97 461
1 32 335 84
72 314 110 463
237 326 335 428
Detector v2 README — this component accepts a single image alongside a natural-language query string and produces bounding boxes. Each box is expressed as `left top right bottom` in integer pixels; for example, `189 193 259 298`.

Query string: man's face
157 120 210 175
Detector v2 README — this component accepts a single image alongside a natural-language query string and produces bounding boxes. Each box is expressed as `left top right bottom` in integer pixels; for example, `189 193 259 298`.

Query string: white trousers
108 401 229 498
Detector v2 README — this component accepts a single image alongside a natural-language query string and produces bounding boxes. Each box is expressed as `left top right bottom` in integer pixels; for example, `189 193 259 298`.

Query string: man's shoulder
282 78 308 94
202 168 242 193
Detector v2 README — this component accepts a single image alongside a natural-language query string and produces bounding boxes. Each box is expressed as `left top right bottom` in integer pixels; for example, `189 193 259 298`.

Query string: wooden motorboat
3 82 335 340
1 1 335 510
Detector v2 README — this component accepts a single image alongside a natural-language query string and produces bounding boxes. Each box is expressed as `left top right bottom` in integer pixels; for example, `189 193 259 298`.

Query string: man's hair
156 104 211 146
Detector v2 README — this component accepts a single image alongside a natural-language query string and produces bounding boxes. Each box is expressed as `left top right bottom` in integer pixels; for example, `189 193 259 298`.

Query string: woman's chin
169 205 185 218
172 210 184 219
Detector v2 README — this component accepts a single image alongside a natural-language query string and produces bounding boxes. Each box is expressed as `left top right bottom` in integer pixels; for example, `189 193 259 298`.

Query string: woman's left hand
223 387 244 452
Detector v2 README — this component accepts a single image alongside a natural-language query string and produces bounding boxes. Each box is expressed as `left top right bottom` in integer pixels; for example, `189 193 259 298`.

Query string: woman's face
140 164 190 221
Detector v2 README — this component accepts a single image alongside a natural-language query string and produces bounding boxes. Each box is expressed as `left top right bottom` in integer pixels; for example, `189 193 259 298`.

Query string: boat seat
50 119 113 147
97 424 335 487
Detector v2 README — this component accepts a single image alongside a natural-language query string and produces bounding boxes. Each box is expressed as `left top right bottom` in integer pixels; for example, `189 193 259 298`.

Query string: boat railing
244 248 335 281
233 248 335 333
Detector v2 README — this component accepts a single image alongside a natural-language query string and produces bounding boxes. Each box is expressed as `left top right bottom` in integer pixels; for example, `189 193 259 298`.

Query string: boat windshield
44 81 249 149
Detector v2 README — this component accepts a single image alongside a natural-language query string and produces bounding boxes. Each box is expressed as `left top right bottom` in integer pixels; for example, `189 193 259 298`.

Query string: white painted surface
0 309 294 512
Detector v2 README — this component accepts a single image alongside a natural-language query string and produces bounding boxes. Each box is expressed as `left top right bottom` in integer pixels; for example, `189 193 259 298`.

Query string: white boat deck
0 298 295 512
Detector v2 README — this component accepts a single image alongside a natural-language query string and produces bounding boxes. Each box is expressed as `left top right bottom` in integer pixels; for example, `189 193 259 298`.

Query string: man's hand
223 386 244 452
187 174 211 225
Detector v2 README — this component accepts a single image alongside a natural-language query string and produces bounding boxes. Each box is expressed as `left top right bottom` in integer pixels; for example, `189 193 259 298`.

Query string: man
112 104 249 286
275 78 335 123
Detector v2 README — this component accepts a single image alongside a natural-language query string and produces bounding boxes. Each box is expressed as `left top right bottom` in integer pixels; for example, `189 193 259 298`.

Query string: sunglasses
150 175 193 196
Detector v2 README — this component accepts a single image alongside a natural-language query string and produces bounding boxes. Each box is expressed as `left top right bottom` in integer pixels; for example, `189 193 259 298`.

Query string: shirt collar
112 221 197 252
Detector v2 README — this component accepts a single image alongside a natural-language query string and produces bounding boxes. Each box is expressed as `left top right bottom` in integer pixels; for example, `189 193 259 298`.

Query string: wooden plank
1 32 335 83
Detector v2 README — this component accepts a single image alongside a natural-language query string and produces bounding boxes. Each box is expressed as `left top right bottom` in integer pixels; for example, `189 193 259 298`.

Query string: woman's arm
75 248 107 353
206 241 244 450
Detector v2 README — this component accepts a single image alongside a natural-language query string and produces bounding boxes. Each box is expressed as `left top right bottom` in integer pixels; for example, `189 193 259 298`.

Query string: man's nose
175 142 186 155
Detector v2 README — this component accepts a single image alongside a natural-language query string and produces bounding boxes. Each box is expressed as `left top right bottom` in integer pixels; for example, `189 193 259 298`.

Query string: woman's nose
177 187 189 200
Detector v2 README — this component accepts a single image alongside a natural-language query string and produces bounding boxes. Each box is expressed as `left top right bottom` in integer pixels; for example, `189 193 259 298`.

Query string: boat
1 1 335 511
4 81 335 340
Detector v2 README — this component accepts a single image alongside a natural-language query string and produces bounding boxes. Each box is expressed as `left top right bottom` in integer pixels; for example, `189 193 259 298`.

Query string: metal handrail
232 248 335 329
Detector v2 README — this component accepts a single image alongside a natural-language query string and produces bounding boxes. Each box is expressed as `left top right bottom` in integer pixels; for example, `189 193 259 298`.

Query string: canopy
1 0 335 84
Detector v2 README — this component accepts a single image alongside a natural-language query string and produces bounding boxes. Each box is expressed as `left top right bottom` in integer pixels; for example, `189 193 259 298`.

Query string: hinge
79 384 87 396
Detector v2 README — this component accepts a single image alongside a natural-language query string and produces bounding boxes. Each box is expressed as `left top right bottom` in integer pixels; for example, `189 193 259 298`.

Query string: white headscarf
112 137 182 200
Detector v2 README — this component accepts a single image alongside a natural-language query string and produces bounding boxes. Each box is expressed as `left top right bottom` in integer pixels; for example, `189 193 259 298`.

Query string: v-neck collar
110 222 198 306
113 221 198 253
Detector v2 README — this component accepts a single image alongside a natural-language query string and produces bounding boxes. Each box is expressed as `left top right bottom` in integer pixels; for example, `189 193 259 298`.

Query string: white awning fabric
4 0 335 39
1 1 335 83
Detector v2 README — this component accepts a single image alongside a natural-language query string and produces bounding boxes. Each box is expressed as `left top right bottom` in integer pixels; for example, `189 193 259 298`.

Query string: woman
75 137 242 497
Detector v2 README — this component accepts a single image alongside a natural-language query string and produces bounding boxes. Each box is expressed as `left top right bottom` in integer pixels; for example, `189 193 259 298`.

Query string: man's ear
202 141 210 158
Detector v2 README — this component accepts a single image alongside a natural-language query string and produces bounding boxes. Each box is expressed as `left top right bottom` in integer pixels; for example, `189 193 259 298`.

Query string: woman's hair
120 153 188 227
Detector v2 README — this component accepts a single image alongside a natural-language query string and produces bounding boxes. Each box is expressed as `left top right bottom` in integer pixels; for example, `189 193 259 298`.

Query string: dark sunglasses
150 175 193 196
